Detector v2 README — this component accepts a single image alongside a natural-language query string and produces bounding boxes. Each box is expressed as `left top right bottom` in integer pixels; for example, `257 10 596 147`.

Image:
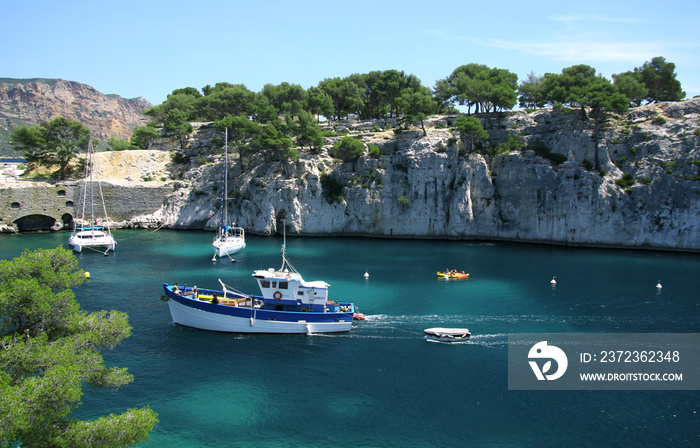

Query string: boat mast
219 128 228 240
88 139 95 231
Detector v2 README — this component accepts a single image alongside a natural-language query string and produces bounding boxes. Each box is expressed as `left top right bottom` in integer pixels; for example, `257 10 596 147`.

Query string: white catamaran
212 128 246 259
68 138 116 254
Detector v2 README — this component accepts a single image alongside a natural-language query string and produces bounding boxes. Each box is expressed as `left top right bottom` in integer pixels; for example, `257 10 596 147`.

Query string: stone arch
14 214 57 232
11 202 20 209
61 213 74 229
65 200 74 207
57 190 66 197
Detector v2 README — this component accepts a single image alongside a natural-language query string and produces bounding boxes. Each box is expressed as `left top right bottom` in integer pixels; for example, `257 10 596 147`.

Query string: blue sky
2 0 698 106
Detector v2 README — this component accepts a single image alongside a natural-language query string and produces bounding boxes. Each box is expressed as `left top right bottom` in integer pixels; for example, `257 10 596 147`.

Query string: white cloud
479 38 670 64
548 14 645 25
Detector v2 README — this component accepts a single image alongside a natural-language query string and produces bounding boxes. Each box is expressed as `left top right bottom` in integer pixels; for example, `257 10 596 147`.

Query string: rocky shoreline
2 100 699 252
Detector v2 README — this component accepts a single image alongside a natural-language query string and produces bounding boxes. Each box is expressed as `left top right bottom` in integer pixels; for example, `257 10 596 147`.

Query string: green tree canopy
453 116 489 153
144 90 200 125
612 71 648 107
11 117 90 180
258 82 309 121
518 72 545 109
399 85 437 136
306 86 335 121
251 123 294 162
635 56 685 103
318 77 364 120
330 136 365 162
106 136 134 151
540 64 599 114
195 84 256 121
438 64 518 114
0 247 158 447
214 115 261 171
163 109 194 148
130 125 162 149
293 110 325 152
540 64 628 169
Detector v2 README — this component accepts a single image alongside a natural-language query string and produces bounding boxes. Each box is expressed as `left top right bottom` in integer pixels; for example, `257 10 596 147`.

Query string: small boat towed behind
424 327 471 342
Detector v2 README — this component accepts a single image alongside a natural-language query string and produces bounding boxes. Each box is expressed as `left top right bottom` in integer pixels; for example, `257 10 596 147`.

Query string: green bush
368 144 381 159
398 196 409 205
492 133 525 156
529 138 567 165
652 115 668 125
320 173 344 203
330 136 365 162
615 172 635 188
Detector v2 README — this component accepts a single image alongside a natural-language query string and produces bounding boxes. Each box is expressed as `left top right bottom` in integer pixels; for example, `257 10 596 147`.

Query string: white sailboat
68 138 116 254
212 128 246 259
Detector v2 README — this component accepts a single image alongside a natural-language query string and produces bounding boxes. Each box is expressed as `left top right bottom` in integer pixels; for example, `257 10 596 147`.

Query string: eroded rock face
138 100 697 250
2 99 698 250
0 78 150 152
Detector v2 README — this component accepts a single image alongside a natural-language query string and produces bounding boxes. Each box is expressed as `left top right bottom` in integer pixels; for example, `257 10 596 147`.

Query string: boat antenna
280 220 287 271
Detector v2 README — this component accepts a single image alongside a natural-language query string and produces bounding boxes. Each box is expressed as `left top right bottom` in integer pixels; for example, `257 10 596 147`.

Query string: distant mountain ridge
0 78 151 155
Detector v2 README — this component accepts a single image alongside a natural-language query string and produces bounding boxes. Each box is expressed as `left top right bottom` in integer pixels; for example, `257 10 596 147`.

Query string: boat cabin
253 268 331 312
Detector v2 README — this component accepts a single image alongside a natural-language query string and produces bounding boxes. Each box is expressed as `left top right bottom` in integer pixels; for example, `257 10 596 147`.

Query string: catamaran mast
88 139 95 231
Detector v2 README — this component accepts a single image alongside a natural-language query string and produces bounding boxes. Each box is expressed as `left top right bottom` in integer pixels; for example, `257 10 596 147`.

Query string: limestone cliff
147 99 700 250
2 99 698 251
0 78 151 153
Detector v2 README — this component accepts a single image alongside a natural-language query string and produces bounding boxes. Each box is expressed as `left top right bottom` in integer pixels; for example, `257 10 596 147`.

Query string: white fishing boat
424 327 471 342
68 138 116 254
212 128 245 259
165 227 364 334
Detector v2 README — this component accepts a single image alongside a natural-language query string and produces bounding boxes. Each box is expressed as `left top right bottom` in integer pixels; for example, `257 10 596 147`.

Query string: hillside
0 78 151 155
2 99 699 251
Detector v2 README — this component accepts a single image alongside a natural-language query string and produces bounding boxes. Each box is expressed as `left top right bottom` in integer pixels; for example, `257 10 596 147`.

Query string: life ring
299 307 308 312
273 291 282 300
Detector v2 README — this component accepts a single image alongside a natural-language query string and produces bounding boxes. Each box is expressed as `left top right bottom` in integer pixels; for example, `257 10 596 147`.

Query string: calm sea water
1 230 698 447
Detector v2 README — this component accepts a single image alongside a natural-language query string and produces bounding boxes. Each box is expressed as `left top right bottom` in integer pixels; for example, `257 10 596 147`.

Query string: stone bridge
1 179 174 232
1 180 79 231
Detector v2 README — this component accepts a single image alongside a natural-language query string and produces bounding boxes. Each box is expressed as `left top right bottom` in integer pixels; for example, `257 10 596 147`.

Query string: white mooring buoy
550 276 557 285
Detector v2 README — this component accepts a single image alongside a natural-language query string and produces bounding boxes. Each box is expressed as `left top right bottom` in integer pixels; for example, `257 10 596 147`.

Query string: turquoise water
1 230 698 447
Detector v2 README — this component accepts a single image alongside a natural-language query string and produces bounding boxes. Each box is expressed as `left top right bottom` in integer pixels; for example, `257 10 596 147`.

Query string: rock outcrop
2 99 698 251
147 100 700 250
0 78 151 153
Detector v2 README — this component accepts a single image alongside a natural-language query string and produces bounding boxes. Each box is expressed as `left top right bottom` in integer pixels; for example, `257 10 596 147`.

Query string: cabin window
271 281 277 288
297 291 304 296
279 282 288 290
260 280 270 288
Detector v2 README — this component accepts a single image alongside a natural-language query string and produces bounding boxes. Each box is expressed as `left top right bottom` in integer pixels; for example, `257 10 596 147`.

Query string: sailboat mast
224 127 228 227
88 139 95 230
219 128 228 238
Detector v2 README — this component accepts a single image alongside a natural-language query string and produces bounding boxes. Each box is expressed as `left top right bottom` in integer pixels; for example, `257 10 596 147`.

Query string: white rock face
138 100 698 250
5 102 696 250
